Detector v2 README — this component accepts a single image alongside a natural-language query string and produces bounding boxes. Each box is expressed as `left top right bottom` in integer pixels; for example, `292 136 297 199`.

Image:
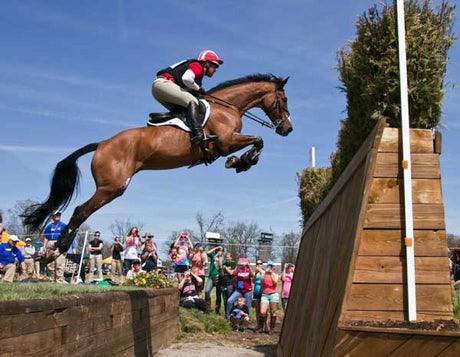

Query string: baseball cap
194 242 202 248
9 235 19 242
25 238 32 242
266 260 275 267
52 210 61 216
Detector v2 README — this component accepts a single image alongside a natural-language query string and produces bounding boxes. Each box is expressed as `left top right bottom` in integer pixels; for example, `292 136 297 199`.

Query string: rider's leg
186 101 204 146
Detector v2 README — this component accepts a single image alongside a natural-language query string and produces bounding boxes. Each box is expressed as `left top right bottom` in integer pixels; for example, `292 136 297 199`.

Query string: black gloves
197 87 207 95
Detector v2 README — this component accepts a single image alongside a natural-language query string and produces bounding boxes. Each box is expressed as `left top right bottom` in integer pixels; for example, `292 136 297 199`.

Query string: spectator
258 260 279 334
221 252 236 312
124 227 142 275
281 263 295 311
205 245 223 313
173 231 192 281
22 238 36 277
253 259 265 331
141 234 158 272
88 231 103 281
0 235 26 282
190 242 206 298
451 248 460 289
126 259 145 279
66 240 76 255
43 210 66 283
178 270 207 312
230 297 250 332
111 236 124 283
34 243 44 278
226 258 254 320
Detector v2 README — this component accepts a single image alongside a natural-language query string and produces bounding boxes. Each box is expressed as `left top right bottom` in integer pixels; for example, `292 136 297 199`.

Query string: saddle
147 102 207 127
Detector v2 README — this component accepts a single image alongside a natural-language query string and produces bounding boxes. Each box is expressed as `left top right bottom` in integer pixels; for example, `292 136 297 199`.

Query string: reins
205 94 275 129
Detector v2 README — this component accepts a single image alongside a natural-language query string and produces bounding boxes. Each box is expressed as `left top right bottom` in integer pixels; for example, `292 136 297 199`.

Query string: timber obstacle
278 119 460 356
0 288 179 356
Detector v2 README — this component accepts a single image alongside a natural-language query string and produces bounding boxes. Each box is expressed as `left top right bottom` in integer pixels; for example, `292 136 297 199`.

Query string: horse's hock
0 288 179 356
278 119 460 356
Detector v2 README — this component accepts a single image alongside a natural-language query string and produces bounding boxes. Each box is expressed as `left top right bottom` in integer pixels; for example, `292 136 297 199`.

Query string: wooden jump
278 119 459 356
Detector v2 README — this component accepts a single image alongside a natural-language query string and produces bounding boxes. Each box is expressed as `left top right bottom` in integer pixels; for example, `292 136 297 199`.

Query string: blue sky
1 0 459 246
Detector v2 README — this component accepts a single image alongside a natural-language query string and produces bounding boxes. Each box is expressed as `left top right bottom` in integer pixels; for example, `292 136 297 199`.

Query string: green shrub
333 0 455 180
298 0 456 224
297 167 332 226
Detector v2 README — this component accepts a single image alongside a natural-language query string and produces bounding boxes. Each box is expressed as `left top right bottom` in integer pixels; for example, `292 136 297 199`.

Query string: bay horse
23 73 292 254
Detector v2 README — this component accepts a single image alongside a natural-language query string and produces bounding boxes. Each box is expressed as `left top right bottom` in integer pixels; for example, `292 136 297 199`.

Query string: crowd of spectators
0 211 301 333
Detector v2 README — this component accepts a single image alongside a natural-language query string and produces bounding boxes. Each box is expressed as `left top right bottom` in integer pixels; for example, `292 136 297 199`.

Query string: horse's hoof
225 156 239 168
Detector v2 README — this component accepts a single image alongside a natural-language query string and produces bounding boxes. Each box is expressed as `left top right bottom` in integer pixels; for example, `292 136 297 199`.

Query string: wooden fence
278 119 458 356
0 288 179 357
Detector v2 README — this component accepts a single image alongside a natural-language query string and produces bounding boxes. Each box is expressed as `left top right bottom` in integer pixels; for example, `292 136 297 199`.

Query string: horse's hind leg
57 184 127 253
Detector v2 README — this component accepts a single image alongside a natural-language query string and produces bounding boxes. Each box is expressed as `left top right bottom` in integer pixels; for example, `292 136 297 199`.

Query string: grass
0 282 146 301
179 307 231 337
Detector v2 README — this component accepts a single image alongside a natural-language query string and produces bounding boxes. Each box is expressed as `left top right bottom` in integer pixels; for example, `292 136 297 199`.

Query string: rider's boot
186 101 204 147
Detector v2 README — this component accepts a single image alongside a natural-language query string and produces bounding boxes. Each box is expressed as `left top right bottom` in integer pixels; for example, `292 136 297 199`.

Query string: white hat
9 235 19 242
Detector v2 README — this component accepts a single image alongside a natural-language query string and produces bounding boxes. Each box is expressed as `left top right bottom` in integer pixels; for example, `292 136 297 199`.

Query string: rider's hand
198 87 207 95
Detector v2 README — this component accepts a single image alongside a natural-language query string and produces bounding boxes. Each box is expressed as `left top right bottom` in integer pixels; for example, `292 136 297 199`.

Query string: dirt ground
157 319 282 357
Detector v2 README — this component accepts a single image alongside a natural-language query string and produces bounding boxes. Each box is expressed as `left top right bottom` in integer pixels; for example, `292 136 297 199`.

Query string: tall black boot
186 101 204 147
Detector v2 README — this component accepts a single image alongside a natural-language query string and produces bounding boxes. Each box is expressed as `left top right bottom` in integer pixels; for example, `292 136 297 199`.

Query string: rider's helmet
198 50 224 66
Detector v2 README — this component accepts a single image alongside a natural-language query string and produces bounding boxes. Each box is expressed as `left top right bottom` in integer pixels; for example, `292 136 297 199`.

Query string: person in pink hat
225 257 254 319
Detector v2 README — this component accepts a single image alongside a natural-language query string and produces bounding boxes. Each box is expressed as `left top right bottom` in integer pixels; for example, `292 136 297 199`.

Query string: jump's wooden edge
337 325 460 337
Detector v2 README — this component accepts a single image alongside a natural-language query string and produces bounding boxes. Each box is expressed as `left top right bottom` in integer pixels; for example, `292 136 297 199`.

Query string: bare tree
196 211 224 240
4 199 40 236
280 232 301 266
109 219 144 243
222 221 260 261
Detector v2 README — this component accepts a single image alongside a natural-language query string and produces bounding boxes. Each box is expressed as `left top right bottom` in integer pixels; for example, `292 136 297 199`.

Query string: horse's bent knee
255 137 264 150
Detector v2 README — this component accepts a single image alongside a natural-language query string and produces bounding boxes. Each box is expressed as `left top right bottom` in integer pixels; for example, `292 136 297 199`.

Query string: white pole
396 0 417 321
75 231 89 284
310 147 316 168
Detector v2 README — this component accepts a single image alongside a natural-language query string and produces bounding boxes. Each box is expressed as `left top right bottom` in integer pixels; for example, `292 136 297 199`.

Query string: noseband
270 89 290 130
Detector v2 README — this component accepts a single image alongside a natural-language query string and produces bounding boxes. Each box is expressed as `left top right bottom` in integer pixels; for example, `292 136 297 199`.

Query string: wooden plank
358 230 448 257
379 128 434 153
333 330 408 357
353 257 450 284
364 204 445 230
388 335 457 357
438 339 460 357
374 153 440 179
346 284 452 312
368 178 442 204
340 310 453 322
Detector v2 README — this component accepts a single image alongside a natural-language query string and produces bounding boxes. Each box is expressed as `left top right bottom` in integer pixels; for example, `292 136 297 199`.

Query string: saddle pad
146 99 210 132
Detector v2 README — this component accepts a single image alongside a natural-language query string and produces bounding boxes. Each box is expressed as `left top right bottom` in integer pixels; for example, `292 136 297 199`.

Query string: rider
152 50 224 147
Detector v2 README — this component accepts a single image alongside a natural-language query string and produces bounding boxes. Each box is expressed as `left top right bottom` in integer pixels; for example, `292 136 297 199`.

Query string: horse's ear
282 76 290 88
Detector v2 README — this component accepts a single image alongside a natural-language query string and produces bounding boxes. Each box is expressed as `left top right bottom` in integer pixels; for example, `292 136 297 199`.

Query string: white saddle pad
147 99 210 132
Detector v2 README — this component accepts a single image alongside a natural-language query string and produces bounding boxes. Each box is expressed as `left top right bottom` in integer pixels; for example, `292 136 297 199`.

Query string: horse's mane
208 73 284 94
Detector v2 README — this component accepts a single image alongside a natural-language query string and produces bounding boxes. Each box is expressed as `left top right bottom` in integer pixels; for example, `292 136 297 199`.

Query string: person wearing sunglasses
88 231 104 281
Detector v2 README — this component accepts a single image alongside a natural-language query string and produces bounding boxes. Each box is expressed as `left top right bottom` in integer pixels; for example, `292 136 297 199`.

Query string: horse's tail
23 143 99 232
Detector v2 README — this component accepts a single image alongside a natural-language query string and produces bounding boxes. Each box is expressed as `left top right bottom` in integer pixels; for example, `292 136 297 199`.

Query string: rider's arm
182 63 203 91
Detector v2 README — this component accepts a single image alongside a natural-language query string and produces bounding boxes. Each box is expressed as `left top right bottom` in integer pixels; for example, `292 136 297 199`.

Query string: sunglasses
94 234 100 237
256 262 263 265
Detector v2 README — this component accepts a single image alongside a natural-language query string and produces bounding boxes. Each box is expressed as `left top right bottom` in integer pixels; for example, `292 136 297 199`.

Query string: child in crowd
230 296 250 332
281 263 295 311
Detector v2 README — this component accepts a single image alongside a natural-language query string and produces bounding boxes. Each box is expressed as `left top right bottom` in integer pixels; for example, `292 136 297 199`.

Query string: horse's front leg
221 133 264 173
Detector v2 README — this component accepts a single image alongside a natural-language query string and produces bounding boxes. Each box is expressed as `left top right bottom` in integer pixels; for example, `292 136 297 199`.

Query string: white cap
9 235 19 242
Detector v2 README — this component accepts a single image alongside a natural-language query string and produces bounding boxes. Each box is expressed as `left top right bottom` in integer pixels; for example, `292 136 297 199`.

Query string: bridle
205 88 288 130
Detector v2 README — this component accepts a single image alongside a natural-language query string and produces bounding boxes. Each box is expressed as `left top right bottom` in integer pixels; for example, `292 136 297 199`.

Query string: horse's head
262 77 292 136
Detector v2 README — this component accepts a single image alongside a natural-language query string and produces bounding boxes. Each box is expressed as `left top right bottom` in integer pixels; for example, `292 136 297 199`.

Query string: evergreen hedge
298 0 456 224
